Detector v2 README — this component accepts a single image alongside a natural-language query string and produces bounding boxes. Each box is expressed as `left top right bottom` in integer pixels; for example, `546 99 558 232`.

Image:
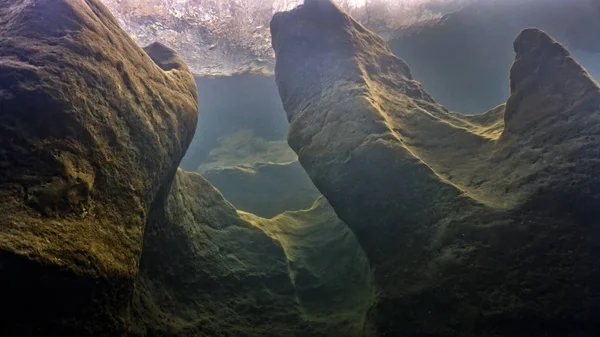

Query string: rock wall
272 1 600 336
0 0 198 334
133 169 321 337
0 1 372 336
240 197 373 337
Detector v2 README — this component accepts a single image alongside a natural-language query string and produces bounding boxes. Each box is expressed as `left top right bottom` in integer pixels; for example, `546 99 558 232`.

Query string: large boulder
0 0 198 334
271 1 600 336
389 0 600 114
133 169 322 337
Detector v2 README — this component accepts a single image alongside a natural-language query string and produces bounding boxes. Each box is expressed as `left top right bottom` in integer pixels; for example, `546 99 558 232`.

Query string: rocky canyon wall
0 1 372 336
271 1 600 336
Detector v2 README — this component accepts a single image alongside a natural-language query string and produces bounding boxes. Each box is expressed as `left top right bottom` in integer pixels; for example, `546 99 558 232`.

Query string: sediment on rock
134 169 324 337
272 1 600 336
0 0 197 334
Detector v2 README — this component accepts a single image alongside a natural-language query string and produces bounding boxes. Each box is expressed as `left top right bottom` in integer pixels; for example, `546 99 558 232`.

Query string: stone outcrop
133 169 321 337
272 1 600 336
389 0 600 113
0 0 198 335
240 197 373 337
0 2 371 336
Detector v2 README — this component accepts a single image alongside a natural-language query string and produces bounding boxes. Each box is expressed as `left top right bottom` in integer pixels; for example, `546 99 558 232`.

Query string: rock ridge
272 1 600 336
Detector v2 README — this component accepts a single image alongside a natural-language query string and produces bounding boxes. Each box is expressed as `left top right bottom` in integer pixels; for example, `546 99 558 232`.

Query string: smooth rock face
389 0 600 114
0 0 197 334
272 1 600 336
134 169 320 337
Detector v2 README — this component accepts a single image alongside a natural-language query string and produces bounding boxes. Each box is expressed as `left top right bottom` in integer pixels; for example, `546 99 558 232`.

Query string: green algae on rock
271 1 600 336
0 0 198 334
240 197 374 337
134 169 323 337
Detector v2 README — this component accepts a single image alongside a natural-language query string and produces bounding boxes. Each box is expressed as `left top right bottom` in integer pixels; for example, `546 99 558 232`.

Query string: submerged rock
0 0 197 334
134 169 321 337
0 1 369 336
272 1 600 336
240 197 373 337
177 69 372 336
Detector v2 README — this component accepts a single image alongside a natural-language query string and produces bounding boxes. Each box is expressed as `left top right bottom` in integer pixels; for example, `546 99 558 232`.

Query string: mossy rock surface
134 169 325 337
0 0 197 334
272 1 600 336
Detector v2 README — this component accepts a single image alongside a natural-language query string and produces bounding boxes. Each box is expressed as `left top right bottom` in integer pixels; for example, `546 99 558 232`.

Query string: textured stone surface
240 197 373 337
134 169 321 337
272 1 600 336
0 0 198 334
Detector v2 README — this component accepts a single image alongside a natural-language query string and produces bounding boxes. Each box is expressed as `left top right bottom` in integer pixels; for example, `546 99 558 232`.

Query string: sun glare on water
346 0 428 5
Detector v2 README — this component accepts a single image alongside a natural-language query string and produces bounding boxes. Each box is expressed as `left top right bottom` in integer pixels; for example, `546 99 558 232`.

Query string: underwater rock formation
175 71 371 335
0 2 370 336
272 1 600 336
388 0 600 113
240 197 373 337
0 0 198 334
134 169 321 337
135 170 372 336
